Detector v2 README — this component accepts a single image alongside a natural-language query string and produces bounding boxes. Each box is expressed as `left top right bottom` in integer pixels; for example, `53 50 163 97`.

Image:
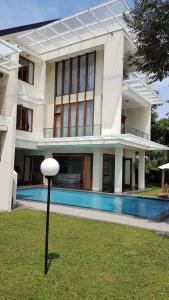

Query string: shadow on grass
48 252 60 270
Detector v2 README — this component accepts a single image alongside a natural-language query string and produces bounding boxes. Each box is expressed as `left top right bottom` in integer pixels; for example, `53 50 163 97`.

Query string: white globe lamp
40 157 60 275
40 158 59 177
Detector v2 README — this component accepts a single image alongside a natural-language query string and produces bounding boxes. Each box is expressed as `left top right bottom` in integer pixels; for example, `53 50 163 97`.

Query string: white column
132 154 136 189
114 147 123 193
102 31 124 135
92 149 103 192
138 151 145 189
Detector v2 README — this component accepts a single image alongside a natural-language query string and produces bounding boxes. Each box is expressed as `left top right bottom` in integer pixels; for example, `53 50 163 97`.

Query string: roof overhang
0 39 21 70
16 134 169 151
123 73 164 105
14 0 130 55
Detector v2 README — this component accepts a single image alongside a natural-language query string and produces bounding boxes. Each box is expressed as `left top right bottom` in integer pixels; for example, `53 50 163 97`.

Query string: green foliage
1 210 169 299
124 0 169 82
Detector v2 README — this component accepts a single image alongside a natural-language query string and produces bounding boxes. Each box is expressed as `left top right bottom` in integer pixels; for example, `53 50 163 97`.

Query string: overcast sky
0 0 168 118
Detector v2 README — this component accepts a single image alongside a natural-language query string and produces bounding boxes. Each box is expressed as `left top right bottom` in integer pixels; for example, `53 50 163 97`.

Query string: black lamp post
40 158 60 275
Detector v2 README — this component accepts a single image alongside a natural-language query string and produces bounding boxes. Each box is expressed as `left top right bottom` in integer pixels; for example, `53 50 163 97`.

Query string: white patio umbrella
159 163 169 188
159 163 169 170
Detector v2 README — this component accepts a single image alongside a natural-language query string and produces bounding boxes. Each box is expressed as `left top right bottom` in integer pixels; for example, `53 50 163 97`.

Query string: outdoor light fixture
40 158 60 275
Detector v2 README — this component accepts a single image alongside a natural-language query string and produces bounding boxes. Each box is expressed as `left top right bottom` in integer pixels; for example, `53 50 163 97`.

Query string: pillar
92 149 103 192
138 151 145 189
114 147 123 193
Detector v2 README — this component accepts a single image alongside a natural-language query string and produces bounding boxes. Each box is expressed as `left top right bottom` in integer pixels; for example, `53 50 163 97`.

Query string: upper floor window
18 56 34 85
16 105 33 132
55 52 96 96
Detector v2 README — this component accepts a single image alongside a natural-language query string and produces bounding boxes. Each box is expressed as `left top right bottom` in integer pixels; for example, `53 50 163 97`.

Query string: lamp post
40 158 60 275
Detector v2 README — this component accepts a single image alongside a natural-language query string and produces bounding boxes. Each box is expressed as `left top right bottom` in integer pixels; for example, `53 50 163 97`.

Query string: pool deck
16 200 169 234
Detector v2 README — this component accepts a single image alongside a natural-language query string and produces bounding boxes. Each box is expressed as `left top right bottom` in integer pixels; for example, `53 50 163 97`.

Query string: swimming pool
17 188 169 220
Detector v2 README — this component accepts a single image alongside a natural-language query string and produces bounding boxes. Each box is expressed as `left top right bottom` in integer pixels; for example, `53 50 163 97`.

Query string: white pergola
0 39 21 70
15 0 130 55
123 73 164 105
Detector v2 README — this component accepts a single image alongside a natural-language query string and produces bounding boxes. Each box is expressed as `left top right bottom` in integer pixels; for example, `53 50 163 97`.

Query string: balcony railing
44 125 102 138
121 124 149 140
44 124 149 140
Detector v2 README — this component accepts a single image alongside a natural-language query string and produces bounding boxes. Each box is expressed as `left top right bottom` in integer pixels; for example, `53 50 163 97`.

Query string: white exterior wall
102 31 124 135
126 106 151 138
0 53 18 211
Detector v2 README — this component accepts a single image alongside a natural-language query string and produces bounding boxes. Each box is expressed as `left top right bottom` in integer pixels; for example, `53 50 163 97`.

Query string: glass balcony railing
44 125 102 138
43 124 149 140
121 124 149 140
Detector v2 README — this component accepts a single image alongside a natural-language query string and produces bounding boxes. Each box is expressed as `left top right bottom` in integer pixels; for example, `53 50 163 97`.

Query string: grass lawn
134 186 162 197
1 210 169 300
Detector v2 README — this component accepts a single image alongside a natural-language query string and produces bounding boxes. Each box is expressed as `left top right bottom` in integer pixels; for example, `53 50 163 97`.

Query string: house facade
0 0 167 211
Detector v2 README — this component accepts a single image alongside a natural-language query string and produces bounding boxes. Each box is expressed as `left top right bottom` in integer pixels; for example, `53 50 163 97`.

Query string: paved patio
17 200 169 234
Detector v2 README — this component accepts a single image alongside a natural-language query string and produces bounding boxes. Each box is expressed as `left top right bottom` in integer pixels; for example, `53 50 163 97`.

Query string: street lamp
40 158 60 275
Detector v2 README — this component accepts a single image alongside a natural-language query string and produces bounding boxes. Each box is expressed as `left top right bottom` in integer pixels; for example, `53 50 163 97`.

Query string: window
64 60 70 95
18 56 34 85
55 100 94 138
79 55 86 93
16 105 33 132
56 52 96 96
87 53 95 91
71 58 78 94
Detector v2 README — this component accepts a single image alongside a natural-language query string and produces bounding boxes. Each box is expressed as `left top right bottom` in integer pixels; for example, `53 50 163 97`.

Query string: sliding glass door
53 154 93 190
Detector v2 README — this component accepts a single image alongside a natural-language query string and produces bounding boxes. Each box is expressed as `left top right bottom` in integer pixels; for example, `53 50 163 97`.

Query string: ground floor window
53 154 93 191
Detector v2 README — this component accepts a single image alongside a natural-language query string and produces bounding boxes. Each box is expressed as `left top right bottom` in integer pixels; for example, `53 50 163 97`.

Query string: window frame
18 56 35 85
16 105 33 132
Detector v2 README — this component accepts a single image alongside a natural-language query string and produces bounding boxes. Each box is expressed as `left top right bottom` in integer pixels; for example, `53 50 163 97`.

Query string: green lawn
1 210 169 300
134 186 162 197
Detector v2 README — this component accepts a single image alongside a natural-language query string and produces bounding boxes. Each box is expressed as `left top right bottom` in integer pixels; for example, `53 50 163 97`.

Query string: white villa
0 0 167 211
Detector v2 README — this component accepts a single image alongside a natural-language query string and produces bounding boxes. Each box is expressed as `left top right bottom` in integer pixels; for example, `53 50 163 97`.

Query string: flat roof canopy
123 73 164 105
15 0 130 55
34 134 169 151
0 39 21 70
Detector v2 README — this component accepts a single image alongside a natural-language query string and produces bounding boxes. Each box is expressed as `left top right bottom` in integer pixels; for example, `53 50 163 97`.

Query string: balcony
121 124 149 140
44 125 101 138
44 124 149 140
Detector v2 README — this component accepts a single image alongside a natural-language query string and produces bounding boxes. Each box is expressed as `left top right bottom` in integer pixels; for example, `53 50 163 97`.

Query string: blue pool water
17 188 169 220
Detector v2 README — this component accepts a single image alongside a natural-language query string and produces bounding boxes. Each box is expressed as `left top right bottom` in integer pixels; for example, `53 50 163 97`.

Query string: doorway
123 158 132 191
102 154 115 192
23 156 44 185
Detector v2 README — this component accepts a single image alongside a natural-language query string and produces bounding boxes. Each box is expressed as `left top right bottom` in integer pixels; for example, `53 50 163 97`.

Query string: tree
124 0 169 82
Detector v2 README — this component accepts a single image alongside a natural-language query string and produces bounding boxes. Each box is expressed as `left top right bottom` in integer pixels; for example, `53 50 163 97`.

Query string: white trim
16 134 169 151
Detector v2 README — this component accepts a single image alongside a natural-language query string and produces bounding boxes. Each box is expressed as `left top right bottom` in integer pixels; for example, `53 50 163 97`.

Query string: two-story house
0 0 168 211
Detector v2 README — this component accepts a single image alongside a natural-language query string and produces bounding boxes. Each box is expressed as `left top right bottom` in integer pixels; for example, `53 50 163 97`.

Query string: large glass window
18 56 34 85
64 60 70 95
16 105 33 132
86 100 94 136
79 55 86 93
56 52 95 96
71 58 78 94
55 100 93 138
87 53 95 91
